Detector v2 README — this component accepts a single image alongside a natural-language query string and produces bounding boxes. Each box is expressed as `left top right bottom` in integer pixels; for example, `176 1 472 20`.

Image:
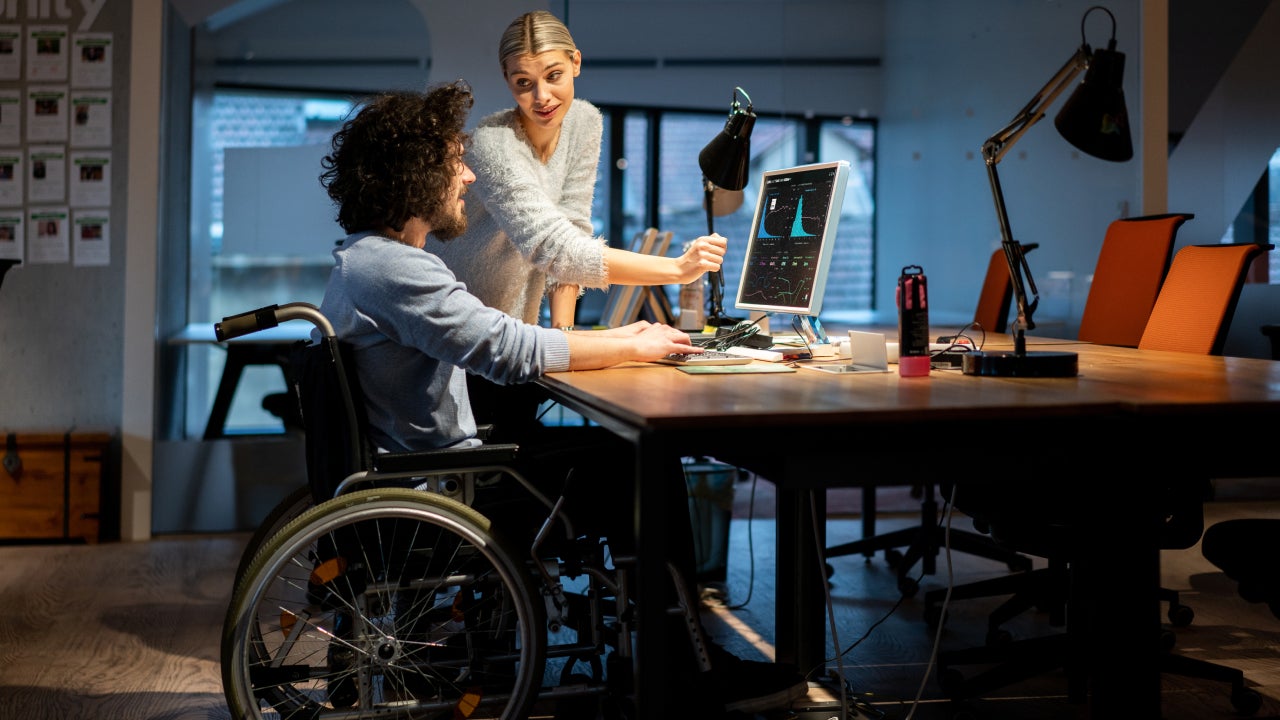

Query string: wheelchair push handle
215 301 334 341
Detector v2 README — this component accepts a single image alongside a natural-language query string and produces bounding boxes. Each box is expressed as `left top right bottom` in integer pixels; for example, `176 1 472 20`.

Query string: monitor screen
733 160 850 317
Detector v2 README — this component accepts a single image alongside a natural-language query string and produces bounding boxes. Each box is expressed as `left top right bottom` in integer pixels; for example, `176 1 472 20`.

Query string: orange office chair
1076 213 1192 346
973 242 1038 334
823 243 1039 597
927 238 1274 715
925 213 1196 643
1138 242 1273 354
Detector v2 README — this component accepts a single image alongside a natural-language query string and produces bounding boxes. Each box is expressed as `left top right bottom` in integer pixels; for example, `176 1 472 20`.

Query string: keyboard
655 349 753 366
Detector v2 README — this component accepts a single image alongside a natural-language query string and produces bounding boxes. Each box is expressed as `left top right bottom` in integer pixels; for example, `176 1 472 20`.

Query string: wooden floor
3 478 1280 720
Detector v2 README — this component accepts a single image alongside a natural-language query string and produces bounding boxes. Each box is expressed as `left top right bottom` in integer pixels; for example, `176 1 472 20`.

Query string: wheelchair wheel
234 484 314 581
222 487 547 719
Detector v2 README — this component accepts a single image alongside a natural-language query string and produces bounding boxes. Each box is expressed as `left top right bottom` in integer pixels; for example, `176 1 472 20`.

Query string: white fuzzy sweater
427 99 608 325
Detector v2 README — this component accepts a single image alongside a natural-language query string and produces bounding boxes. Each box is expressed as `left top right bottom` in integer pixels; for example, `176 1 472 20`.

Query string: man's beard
428 204 468 241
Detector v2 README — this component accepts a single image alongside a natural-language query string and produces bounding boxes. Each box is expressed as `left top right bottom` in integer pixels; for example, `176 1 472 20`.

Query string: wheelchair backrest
289 336 376 503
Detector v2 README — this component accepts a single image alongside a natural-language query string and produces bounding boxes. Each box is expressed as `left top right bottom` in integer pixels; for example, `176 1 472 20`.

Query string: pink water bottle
897 265 931 377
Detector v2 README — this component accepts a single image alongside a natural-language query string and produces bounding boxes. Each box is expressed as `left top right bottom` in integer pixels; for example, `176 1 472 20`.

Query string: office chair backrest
1138 242 1272 355
973 242 1037 334
290 337 374 502
1077 213 1191 347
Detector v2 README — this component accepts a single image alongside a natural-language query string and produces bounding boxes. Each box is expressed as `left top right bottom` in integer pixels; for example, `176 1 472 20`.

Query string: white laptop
805 330 890 374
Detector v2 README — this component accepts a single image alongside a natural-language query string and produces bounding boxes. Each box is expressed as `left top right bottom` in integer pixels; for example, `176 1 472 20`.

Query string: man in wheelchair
306 81 808 716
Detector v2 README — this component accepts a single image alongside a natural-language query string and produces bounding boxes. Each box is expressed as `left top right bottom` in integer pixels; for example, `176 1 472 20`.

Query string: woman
428 10 725 329
426 9 727 437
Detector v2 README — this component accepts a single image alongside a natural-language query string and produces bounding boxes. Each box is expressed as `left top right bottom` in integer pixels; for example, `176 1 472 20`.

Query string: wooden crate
1 431 113 543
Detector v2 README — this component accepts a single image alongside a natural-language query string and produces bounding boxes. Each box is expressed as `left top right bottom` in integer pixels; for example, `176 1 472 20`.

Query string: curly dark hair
320 81 474 234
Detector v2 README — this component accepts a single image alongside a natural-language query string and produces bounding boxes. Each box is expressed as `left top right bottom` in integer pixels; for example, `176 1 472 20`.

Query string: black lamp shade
698 109 755 191
1054 45 1133 162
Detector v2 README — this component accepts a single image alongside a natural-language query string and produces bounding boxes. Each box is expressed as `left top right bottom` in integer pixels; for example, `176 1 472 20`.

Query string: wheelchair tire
222 487 547 720
233 484 314 582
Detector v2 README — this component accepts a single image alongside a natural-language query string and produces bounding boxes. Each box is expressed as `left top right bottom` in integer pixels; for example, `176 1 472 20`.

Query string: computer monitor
733 159 850 344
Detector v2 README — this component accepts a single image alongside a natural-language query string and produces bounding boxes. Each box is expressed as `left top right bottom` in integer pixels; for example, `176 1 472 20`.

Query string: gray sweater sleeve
467 101 609 290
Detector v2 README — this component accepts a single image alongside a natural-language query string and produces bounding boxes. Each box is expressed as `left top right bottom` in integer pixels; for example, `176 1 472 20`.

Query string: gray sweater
317 232 570 453
427 99 608 325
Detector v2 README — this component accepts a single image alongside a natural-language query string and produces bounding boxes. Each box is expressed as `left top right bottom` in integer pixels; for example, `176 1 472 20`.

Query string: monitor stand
794 315 837 358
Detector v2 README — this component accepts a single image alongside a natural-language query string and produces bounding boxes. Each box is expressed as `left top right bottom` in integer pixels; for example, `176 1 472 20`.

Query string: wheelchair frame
217 302 697 720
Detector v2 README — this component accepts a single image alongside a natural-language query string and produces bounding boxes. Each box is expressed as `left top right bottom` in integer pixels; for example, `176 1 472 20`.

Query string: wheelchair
218 302 708 720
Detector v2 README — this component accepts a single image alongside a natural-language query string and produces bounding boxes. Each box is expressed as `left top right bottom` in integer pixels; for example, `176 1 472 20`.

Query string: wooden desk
168 323 311 438
537 336 1280 719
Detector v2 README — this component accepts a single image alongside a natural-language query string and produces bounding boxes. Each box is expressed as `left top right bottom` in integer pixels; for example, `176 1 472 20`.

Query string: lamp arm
982 46 1090 165
981 45 1091 352
986 160 1038 350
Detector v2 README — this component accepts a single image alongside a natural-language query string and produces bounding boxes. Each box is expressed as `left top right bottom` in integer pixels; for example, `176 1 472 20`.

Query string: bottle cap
898 355 931 377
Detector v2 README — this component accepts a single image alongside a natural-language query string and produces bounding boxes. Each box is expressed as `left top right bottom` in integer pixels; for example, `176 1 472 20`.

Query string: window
184 90 354 436
591 106 877 325
187 96 877 436
1223 145 1278 284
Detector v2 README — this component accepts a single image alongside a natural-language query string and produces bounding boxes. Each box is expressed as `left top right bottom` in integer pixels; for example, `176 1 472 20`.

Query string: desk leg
1081 463 1161 719
204 347 246 440
635 432 673 720
776 485 826 671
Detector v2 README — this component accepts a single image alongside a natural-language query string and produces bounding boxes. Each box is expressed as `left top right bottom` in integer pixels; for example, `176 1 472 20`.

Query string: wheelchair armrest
373 443 520 474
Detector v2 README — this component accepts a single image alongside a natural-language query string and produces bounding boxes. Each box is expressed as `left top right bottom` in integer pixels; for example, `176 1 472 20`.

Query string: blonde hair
498 10 577 73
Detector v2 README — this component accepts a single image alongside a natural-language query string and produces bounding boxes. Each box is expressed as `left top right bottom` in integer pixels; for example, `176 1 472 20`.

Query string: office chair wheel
1167 601 1194 627
1232 686 1262 715
884 548 905 568
1160 628 1177 652
222 487 547 720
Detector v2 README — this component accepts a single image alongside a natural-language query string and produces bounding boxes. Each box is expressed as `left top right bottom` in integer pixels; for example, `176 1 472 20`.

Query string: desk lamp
962 5 1133 377
698 86 756 328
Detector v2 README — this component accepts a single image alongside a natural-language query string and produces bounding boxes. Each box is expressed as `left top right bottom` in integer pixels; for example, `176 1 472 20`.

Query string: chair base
826 485 1032 597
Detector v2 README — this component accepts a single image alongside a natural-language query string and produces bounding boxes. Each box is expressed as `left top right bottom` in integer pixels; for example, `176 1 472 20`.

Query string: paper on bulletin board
26 25 68 81
0 89 20 145
0 25 20 81
0 148 22 206
70 33 112 88
72 208 109 266
26 85 68 143
69 90 110 147
27 145 65 203
27 205 68 264
69 151 109 207
0 209 22 261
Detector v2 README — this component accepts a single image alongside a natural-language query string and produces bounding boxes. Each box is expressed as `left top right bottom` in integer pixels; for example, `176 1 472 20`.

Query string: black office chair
823 244 1037 597
924 241 1274 714
1203 519 1280 620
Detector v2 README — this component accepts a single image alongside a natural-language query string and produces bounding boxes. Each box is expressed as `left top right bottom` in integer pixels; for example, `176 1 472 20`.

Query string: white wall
877 0 1143 334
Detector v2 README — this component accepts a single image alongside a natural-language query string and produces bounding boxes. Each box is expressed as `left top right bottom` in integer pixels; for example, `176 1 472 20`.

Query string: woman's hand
672 233 728 284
